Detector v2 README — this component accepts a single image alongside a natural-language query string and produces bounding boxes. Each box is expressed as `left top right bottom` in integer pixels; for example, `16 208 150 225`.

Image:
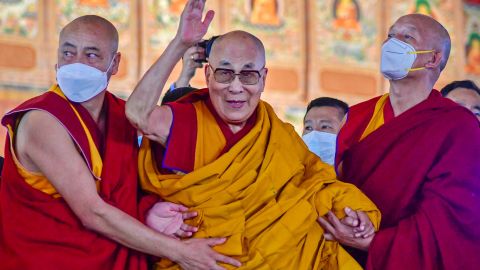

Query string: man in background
302 97 349 165
441 79 480 121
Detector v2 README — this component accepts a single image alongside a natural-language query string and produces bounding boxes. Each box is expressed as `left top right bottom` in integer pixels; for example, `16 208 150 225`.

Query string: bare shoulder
15 109 75 172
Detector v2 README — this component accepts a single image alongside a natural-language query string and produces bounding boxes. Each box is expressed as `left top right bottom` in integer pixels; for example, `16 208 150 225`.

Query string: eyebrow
404 25 418 32
84 46 100 52
61 43 100 53
61 42 76 49
217 60 232 67
319 119 333 123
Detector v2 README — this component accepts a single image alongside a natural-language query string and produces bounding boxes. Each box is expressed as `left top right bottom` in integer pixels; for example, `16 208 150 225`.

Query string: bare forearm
126 38 189 131
82 200 181 261
175 73 193 88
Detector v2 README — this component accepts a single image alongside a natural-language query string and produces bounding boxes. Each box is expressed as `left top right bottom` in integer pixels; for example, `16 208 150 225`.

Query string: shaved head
209 30 266 67
60 15 119 53
205 30 267 130
396 14 451 71
57 15 121 79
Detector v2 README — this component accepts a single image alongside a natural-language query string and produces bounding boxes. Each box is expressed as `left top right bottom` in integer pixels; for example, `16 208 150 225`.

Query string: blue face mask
302 131 337 165
56 58 114 103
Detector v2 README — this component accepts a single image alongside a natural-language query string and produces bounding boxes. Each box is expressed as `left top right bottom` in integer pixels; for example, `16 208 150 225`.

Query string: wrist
175 77 191 88
171 36 191 52
164 239 184 262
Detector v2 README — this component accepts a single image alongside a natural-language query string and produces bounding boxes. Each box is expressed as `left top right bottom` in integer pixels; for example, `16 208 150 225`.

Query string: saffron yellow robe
140 94 380 269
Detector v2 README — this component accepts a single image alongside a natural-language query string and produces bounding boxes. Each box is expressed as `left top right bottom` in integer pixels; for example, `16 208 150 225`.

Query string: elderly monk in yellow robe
126 1 380 269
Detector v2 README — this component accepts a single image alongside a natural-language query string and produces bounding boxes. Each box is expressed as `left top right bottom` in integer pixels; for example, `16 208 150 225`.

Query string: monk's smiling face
205 31 267 132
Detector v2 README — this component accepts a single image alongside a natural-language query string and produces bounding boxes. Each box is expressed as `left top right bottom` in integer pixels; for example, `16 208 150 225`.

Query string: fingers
326 211 343 228
173 220 198 238
174 229 191 238
214 253 242 267
343 207 359 227
170 203 189 212
353 211 375 237
361 227 375 238
341 215 359 228
324 233 335 241
180 223 198 233
317 216 336 236
357 210 370 231
203 10 215 27
206 237 227 247
189 52 205 63
182 211 198 220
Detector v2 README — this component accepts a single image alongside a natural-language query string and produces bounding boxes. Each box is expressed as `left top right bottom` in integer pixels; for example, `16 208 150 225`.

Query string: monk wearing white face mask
321 14 480 270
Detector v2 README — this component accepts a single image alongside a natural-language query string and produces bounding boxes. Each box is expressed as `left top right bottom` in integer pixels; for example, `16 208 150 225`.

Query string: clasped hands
317 207 376 251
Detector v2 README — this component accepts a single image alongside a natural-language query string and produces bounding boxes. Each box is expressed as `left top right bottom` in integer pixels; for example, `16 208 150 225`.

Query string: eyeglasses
209 65 264 85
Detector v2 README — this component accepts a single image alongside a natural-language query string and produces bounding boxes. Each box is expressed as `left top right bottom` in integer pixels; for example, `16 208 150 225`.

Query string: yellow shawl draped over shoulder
139 98 380 270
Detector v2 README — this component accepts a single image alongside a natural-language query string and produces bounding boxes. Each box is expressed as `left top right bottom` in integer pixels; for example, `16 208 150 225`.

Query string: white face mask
56 58 114 103
302 131 337 165
380 38 434 80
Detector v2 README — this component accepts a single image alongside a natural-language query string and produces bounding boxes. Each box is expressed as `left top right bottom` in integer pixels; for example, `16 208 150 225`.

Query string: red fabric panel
161 101 198 173
158 88 257 173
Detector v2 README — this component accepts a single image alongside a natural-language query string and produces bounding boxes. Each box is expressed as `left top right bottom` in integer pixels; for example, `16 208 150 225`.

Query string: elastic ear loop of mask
407 50 435 71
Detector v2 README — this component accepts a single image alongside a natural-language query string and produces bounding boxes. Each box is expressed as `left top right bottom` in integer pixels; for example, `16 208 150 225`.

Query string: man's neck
228 122 246 134
388 77 434 117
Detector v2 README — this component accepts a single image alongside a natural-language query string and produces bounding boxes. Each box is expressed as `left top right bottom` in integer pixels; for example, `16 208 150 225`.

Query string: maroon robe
337 90 480 269
0 90 148 270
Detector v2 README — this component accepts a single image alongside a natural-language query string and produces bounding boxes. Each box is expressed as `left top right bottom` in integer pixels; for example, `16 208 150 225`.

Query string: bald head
396 14 451 71
205 30 267 129
60 15 119 53
209 30 266 68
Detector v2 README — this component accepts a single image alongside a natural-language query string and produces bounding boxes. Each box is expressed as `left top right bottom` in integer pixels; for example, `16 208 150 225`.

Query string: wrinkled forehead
209 39 265 70
59 22 115 51
305 106 344 122
390 16 422 34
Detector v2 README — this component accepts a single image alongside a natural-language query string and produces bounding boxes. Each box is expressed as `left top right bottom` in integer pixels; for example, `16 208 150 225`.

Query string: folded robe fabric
139 90 381 269
337 90 480 270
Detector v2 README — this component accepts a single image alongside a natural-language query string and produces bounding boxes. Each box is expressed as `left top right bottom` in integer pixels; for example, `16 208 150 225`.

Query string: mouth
226 100 246 109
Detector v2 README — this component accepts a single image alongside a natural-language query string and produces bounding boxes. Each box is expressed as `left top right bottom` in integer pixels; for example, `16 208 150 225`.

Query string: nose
77 55 90 65
228 75 244 94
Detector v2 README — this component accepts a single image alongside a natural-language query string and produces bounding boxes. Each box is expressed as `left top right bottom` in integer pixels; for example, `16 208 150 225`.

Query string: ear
110 52 122 75
204 64 211 84
425 51 442 69
261 68 268 91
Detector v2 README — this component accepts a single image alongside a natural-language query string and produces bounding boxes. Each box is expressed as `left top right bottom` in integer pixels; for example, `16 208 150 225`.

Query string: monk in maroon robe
318 14 480 270
0 8 240 270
